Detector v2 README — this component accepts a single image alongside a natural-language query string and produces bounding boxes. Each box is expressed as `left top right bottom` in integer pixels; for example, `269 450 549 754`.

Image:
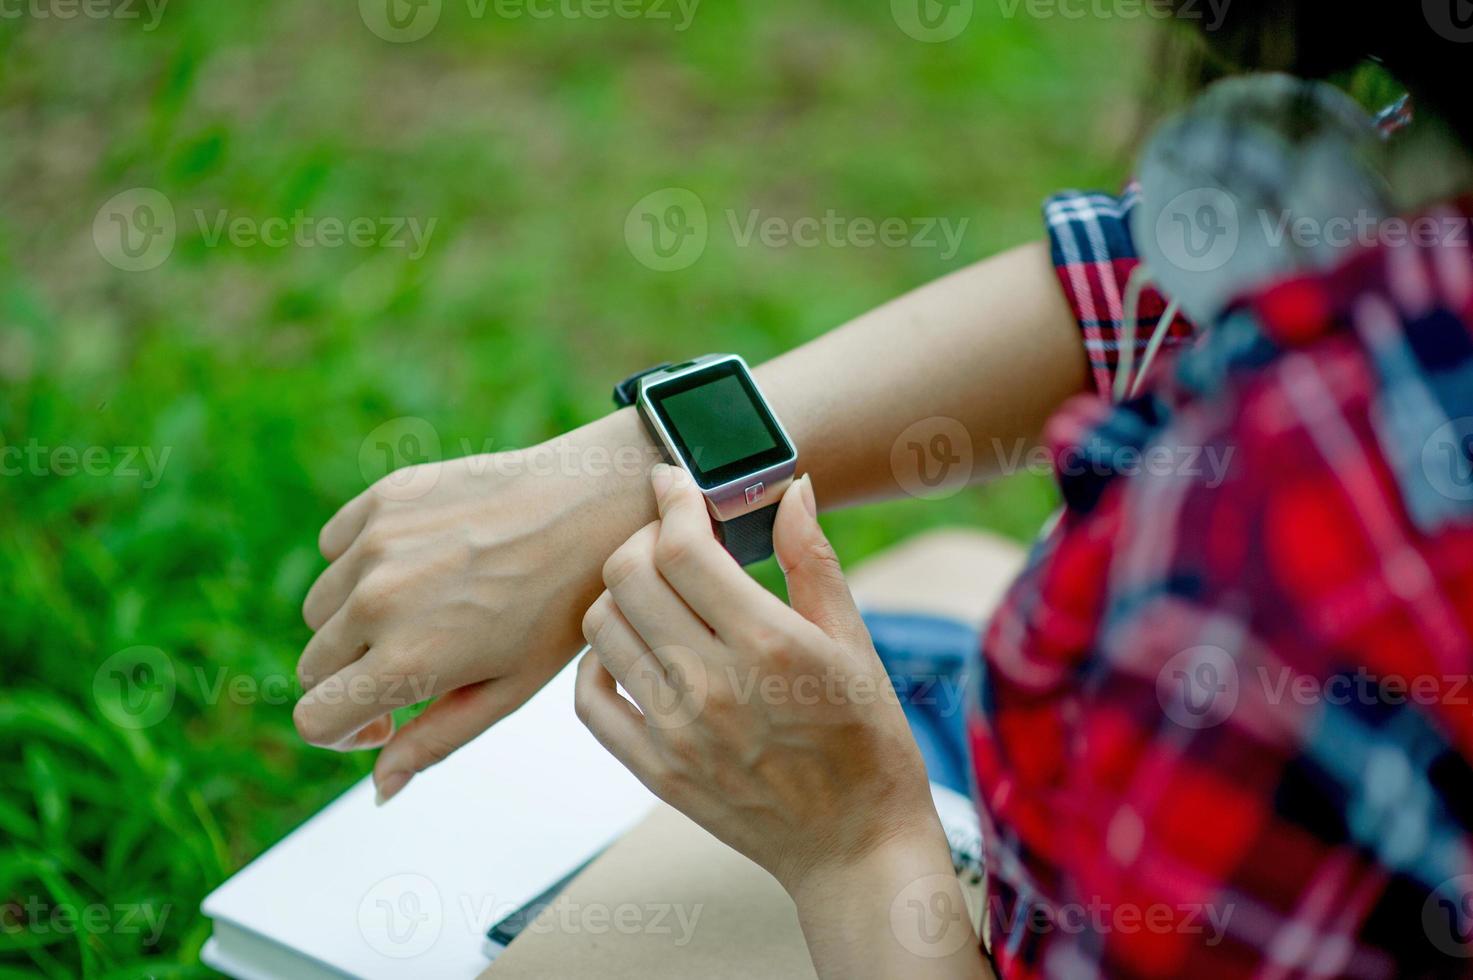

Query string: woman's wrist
787 820 951 910
787 822 987 980
551 406 663 523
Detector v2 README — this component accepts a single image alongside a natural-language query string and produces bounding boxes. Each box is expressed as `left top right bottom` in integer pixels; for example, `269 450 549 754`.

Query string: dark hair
1163 2 1472 143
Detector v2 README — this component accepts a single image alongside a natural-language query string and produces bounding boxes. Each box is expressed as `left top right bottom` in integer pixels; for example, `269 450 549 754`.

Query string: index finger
648 464 790 639
318 489 374 561
292 652 422 749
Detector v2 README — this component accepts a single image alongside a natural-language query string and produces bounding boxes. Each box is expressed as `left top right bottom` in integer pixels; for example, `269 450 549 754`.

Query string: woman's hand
577 465 984 978
292 411 658 803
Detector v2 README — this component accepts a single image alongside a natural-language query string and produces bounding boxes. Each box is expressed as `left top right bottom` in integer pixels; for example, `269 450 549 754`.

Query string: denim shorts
861 611 978 797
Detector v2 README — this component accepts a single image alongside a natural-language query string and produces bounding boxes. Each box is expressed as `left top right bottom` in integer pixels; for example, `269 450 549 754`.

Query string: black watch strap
714 503 779 566
612 363 672 408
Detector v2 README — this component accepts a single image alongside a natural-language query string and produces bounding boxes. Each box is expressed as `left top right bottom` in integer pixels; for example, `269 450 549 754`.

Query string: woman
292 4 1473 975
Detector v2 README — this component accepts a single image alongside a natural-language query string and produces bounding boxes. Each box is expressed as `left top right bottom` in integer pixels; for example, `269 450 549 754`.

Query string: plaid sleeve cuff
1044 184 1198 397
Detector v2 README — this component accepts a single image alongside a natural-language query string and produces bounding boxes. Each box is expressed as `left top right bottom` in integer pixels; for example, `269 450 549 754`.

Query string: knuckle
581 600 610 648
350 573 398 623
653 528 697 574
601 545 645 591
355 533 388 566
574 687 595 728
799 537 843 576
292 699 335 746
392 645 434 685
743 623 794 663
408 730 456 770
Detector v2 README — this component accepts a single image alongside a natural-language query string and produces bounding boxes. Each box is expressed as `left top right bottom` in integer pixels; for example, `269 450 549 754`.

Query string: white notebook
201 661 656 979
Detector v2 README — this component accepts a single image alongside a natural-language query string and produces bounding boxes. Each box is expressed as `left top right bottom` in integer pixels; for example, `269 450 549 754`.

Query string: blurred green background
0 1 1149 975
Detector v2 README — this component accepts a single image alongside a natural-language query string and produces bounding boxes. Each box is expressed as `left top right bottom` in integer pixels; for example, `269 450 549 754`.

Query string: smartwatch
613 354 797 565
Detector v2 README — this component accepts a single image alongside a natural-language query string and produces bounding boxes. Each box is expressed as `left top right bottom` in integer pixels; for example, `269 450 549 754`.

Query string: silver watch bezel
634 353 798 522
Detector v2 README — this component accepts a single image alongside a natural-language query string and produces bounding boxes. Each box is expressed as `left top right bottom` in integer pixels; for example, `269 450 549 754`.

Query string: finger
574 649 664 785
296 608 369 692
344 713 395 752
648 464 791 639
292 653 419 749
302 543 363 631
582 591 669 715
773 474 867 643
318 490 374 562
602 523 712 651
371 679 524 804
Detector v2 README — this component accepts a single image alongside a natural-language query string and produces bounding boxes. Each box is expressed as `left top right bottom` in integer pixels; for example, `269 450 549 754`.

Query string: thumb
773 475 864 642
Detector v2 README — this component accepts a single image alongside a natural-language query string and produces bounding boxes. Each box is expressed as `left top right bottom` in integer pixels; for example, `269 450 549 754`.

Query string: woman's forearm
756 239 1086 506
586 239 1085 512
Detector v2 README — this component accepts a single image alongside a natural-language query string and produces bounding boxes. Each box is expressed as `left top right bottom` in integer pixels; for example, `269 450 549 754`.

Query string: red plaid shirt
970 190 1473 977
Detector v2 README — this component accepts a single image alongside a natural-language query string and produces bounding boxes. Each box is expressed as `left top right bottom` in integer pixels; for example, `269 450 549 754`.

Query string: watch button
743 482 765 505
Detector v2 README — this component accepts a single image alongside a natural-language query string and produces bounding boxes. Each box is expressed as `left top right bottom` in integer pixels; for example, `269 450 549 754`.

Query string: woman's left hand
575 463 944 894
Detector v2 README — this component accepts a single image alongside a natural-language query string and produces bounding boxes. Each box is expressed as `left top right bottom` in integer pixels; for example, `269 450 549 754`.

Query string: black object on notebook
486 850 605 949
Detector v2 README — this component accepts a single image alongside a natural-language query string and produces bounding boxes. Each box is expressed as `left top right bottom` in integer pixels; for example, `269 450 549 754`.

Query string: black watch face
645 360 794 489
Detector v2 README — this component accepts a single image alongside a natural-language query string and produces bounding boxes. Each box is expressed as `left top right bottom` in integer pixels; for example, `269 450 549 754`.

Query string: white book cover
201 660 656 979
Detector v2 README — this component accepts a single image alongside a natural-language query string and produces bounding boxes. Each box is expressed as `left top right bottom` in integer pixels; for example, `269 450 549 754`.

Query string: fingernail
651 462 674 497
798 474 817 518
375 771 410 806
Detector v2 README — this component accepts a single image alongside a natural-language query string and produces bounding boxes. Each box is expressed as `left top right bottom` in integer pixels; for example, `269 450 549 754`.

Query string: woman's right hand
292 410 659 804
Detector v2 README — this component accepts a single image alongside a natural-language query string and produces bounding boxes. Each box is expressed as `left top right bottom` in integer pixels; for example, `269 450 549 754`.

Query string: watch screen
646 361 793 489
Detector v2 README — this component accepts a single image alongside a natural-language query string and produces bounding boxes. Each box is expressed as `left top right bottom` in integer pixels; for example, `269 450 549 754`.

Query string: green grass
0 3 1147 975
